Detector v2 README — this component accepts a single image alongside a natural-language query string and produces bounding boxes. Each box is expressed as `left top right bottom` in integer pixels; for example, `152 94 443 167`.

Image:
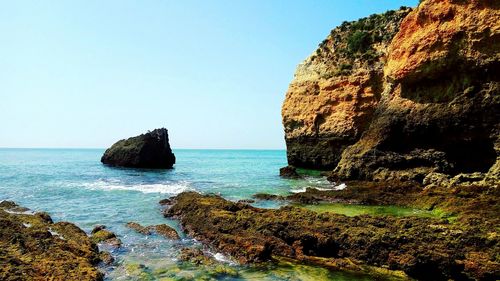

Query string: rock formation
0 201 104 280
101 128 175 169
282 7 412 170
164 190 499 280
282 0 500 185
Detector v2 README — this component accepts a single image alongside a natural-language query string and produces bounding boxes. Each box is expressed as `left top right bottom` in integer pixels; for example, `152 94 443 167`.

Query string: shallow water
0 148 404 280
296 203 440 218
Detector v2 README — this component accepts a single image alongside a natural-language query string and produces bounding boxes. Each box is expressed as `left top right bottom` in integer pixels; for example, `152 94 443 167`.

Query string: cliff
282 0 500 185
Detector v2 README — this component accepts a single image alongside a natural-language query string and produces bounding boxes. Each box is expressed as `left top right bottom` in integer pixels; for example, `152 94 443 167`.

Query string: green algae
295 168 324 177
294 202 444 218
115 258 401 281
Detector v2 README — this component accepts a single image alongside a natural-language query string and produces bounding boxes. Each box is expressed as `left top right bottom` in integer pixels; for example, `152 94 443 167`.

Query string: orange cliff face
386 0 500 84
283 0 500 186
281 8 412 169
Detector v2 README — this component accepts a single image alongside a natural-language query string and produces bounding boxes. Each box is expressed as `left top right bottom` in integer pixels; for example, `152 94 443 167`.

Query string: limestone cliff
282 0 500 185
282 7 412 169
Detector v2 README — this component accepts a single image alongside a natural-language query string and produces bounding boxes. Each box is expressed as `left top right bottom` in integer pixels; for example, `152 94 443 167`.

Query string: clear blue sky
0 0 417 149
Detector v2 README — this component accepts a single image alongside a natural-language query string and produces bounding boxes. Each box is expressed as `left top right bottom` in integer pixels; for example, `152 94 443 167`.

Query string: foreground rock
282 0 500 184
0 201 103 280
101 128 175 169
165 191 499 281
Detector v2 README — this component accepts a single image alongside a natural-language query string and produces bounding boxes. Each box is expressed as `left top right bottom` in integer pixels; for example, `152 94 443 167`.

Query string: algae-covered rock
126 221 180 240
90 228 122 247
165 191 499 280
101 128 175 169
0 201 103 280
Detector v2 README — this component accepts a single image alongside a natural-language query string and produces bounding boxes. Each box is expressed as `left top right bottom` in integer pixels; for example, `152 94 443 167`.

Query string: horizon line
0 147 286 151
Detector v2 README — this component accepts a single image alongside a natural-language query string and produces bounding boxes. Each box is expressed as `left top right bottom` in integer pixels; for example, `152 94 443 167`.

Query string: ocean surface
0 148 385 280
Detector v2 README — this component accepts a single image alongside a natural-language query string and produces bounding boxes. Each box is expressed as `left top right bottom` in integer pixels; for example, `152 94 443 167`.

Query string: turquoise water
0 148 398 280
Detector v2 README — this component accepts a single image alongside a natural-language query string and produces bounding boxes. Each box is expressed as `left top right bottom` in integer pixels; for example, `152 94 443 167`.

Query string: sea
0 148 386 280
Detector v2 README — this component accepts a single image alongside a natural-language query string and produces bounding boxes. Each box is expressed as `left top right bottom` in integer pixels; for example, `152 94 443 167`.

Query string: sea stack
101 128 175 169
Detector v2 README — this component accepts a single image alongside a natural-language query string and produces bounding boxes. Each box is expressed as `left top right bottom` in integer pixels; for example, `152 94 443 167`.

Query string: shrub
347 31 371 54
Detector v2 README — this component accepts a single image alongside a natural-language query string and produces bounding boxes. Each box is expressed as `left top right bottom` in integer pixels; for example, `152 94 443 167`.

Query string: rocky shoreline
161 181 499 281
0 201 105 281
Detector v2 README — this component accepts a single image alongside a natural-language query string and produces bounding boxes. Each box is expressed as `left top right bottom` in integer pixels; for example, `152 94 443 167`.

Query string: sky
0 0 418 149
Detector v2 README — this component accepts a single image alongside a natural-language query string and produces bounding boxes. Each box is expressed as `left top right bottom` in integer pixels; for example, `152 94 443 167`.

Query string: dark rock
237 199 255 204
99 251 114 265
0 202 103 280
34 212 53 224
101 128 175 169
252 193 284 201
179 248 215 265
91 224 106 234
159 198 172 205
150 224 180 240
279 165 301 179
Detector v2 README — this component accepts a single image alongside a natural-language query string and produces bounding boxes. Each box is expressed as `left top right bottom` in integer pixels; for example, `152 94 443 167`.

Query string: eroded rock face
101 128 175 169
0 201 103 281
282 0 500 184
282 8 411 169
333 0 500 183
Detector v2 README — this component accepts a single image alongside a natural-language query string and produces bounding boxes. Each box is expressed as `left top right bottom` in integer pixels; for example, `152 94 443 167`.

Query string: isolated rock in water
282 0 500 184
279 165 301 179
101 128 175 169
0 201 103 280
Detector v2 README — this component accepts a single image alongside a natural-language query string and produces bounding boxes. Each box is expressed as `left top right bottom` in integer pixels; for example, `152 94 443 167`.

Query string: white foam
291 183 346 193
213 252 234 264
80 180 191 194
49 228 65 240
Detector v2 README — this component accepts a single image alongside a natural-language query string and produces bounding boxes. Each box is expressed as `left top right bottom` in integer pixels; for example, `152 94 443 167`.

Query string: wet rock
99 251 114 265
252 193 284 201
166 191 499 280
101 128 175 169
179 248 215 266
126 222 151 235
159 198 172 205
279 165 301 179
126 221 180 240
237 199 255 204
151 224 180 240
91 224 106 234
34 211 53 223
0 201 103 280
91 228 122 247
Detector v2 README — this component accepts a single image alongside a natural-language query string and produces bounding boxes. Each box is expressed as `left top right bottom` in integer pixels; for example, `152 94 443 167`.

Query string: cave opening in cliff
443 138 496 175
